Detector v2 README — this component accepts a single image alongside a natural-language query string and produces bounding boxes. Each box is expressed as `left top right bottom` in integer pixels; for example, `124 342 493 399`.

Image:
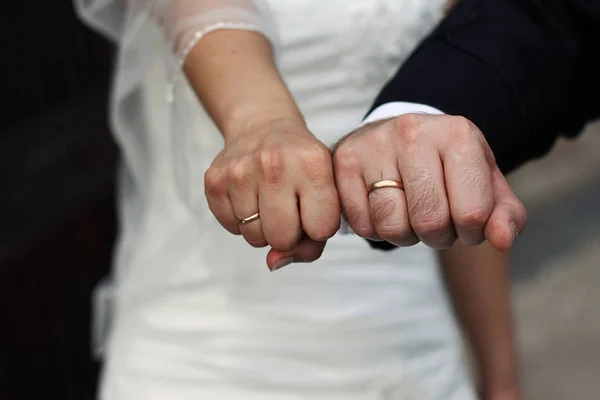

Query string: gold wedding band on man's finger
365 177 419 246
367 179 404 194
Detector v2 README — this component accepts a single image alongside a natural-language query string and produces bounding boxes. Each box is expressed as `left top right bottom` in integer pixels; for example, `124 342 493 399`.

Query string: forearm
438 242 520 397
184 30 303 142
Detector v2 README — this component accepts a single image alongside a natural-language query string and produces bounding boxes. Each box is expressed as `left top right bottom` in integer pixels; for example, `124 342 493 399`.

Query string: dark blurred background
0 3 116 399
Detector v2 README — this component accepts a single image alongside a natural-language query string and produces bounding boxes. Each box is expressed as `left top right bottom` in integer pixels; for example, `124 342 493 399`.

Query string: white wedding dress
75 1 476 399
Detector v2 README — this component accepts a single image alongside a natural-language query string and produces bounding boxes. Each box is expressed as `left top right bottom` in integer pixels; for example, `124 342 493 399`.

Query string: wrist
182 29 305 142
222 102 305 143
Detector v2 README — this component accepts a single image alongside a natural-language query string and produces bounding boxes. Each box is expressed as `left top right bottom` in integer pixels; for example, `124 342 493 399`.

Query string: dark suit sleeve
366 0 600 251
370 0 600 174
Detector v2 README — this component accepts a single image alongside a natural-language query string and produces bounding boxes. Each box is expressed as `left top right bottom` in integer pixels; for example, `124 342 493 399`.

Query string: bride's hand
204 118 341 270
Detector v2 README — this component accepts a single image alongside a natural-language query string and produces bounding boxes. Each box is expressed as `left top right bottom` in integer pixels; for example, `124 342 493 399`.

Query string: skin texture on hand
204 118 341 270
332 114 527 251
183 30 341 270
188 30 526 267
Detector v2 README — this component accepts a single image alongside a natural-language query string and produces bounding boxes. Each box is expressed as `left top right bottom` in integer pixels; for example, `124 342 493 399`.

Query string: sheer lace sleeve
73 0 277 61
73 0 280 231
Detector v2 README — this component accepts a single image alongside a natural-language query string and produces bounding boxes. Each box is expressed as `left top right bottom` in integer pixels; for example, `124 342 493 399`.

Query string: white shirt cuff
361 102 444 126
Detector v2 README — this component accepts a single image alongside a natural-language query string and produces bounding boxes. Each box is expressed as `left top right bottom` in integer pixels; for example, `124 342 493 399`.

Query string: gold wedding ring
238 212 260 225
367 179 404 194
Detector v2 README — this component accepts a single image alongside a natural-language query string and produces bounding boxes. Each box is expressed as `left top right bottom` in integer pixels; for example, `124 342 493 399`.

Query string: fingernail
509 222 519 241
271 257 294 272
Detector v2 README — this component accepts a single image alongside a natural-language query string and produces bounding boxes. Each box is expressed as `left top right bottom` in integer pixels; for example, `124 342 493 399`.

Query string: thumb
484 166 527 252
266 237 327 271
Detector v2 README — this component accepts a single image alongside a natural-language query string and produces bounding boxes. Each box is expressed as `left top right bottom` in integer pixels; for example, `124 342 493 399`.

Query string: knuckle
204 167 225 196
352 226 376 238
247 239 268 248
374 223 410 241
411 216 450 238
309 231 333 242
395 234 420 247
257 147 285 182
301 144 333 179
228 159 250 185
433 235 457 249
311 143 332 162
394 114 423 143
460 233 486 247
368 124 393 148
308 221 340 242
454 206 491 229
270 236 299 251
333 144 361 176
449 116 475 141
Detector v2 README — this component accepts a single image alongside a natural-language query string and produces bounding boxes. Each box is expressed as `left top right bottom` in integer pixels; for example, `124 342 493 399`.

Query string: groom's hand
332 114 527 251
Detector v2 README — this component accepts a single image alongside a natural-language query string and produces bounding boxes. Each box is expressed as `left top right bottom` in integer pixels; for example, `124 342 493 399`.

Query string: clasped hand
204 118 341 270
205 114 527 270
